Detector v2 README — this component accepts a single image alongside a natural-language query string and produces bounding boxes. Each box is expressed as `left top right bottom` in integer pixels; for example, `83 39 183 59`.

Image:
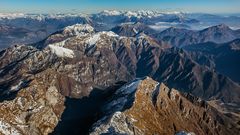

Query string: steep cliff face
90 77 239 135
184 39 240 83
0 69 65 135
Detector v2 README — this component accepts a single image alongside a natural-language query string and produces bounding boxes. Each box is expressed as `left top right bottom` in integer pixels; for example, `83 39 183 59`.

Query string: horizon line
0 9 240 15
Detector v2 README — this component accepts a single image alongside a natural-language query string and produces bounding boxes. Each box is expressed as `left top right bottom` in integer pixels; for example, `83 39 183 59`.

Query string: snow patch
16 97 24 109
49 45 75 58
121 10 183 19
176 131 196 135
125 11 139 18
0 13 25 19
133 28 138 34
86 31 118 45
101 10 122 16
104 79 141 113
115 79 141 95
90 111 134 135
64 24 94 36
0 120 21 135
49 39 68 47
86 33 101 46
0 13 88 21
100 31 119 37
10 81 24 92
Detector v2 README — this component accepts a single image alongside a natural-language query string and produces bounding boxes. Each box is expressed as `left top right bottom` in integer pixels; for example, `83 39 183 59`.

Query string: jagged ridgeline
0 23 239 135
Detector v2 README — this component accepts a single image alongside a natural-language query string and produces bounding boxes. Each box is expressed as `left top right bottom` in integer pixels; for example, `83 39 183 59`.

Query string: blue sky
0 0 239 13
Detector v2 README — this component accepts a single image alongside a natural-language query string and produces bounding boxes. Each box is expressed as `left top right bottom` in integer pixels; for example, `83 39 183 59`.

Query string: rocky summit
0 23 240 135
90 77 239 135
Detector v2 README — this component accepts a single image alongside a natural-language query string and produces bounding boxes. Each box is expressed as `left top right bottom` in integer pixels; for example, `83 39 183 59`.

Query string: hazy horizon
0 0 240 14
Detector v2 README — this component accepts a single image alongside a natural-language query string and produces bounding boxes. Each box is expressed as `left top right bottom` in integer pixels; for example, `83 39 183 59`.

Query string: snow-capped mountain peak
100 10 122 16
63 24 94 36
85 31 119 46
0 13 88 21
97 10 185 19
0 13 25 19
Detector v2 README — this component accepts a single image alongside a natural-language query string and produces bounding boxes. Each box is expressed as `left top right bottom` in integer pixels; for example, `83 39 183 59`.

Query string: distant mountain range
153 24 240 47
1 10 240 50
0 11 240 135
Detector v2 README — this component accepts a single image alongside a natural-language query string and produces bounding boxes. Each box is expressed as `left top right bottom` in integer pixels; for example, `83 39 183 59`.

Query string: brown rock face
91 77 239 135
0 70 65 135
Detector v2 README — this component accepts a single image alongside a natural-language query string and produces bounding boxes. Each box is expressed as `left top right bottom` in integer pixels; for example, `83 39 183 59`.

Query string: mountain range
1 10 240 50
0 11 240 135
153 24 240 47
0 23 240 134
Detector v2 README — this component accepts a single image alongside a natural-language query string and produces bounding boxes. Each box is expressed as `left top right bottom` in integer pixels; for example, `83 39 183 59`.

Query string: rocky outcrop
90 77 239 135
0 70 65 135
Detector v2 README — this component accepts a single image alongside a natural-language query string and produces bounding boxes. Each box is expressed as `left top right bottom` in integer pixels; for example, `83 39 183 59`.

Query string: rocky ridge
183 39 240 83
90 77 239 135
0 69 65 135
